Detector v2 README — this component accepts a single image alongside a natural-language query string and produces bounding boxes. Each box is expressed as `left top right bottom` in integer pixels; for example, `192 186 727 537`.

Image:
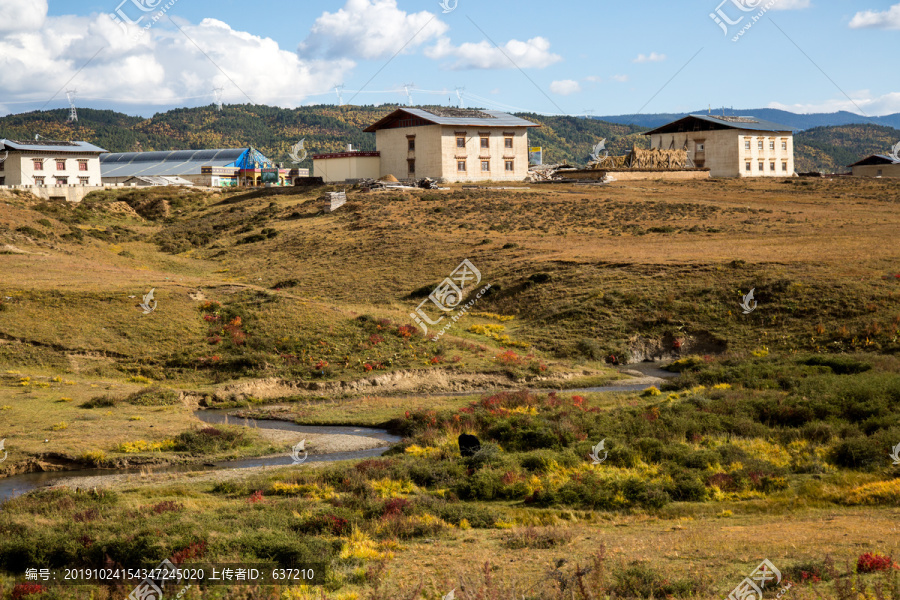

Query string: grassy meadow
0 178 899 599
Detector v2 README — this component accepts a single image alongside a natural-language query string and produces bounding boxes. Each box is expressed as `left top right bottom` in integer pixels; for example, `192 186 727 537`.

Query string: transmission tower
584 109 595 118
334 84 345 106
402 83 415 106
455 87 465 109
66 90 78 122
212 87 224 111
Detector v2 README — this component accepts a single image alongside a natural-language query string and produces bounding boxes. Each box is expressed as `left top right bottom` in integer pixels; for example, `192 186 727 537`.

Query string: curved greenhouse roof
100 147 276 178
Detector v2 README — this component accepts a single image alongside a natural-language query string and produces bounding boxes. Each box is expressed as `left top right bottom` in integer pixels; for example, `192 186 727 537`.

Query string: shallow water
0 363 676 503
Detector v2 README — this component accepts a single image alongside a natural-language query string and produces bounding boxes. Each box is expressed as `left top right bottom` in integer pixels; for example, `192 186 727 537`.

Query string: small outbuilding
848 154 900 178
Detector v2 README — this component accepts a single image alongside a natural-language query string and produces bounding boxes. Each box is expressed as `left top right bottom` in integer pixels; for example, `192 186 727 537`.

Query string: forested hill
1 104 896 173
0 105 648 170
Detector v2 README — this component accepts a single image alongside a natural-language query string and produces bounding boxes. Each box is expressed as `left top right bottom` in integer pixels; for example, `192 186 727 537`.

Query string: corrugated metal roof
100 148 247 178
126 176 194 186
0 139 108 153
644 114 795 135
364 108 539 132
848 154 900 167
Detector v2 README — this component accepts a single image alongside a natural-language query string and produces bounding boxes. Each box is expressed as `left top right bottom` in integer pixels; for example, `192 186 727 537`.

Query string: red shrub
151 501 183 515
369 334 385 345
248 490 264 504
397 324 418 338
430 355 443 364
11 584 45 599
171 541 207 564
495 349 522 364
857 552 895 573
382 498 411 517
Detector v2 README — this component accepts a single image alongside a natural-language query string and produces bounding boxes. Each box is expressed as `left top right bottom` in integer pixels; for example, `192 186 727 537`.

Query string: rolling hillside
593 108 900 131
0 105 896 173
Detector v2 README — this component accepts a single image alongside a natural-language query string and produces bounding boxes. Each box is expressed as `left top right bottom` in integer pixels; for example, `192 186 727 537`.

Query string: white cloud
611 74 629 83
549 80 581 96
849 4 900 29
425 36 561 70
584 75 602 83
0 8 353 109
768 91 900 116
0 0 47 32
633 52 666 63
298 0 447 59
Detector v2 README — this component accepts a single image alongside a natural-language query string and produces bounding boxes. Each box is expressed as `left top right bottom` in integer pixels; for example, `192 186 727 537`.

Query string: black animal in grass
458 433 481 457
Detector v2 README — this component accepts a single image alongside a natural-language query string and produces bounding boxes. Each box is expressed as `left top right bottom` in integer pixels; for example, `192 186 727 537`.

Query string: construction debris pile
525 164 578 182
356 175 446 191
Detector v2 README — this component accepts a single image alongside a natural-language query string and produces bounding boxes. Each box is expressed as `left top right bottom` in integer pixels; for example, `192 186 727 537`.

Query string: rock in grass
458 433 481 457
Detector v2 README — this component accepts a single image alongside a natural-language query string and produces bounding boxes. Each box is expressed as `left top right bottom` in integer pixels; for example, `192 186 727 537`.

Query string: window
745 162 751 172
505 137 513 149
56 177 68 186
34 177 45 186
0 161 4 172
505 160 514 172
770 162 775 172
34 160 43 171
457 137 466 148
696 143 705 152
79 177 90 185
758 139 764 150
481 137 489 149
758 162 764 171
0 177 5 186
744 139 751 150
782 140 788 151
481 160 490 172
457 160 466 172
769 140 775 150
407 159 415 174
79 161 89 171
782 162 788 172
56 160 66 170
877 169 883 177
407 139 415 151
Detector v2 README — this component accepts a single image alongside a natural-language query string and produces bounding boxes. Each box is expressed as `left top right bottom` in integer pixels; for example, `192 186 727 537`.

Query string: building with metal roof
0 138 107 188
100 147 307 187
643 114 795 178
848 153 900 178
359 107 540 183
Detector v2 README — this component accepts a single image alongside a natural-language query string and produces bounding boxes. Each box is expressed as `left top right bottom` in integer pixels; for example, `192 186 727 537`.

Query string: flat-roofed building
644 114 795 178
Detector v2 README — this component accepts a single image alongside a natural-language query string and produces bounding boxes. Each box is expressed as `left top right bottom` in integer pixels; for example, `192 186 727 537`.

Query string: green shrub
126 387 181 406
174 426 250 454
80 395 120 409
801 356 871 375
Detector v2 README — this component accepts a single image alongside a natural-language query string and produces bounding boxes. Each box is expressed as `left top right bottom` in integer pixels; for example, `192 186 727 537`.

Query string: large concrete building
848 154 900 178
644 114 795 178
101 147 308 187
312 146 381 183
0 138 106 187
357 107 539 183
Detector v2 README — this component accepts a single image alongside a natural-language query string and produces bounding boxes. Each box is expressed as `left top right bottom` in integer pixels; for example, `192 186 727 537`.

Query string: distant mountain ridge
0 105 897 173
591 109 900 131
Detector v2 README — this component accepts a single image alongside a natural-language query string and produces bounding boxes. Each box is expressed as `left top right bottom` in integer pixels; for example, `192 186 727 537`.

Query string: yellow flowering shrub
404 445 442 459
642 386 662 397
271 482 336 500
339 530 395 561
115 439 175 453
712 383 732 390
469 312 515 322
371 478 418 498
842 479 900 505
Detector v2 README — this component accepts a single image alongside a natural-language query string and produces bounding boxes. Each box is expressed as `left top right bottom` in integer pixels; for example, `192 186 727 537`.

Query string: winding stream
0 365 677 504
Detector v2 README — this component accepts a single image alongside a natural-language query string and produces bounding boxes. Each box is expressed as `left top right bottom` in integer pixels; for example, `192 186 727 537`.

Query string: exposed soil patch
627 331 727 363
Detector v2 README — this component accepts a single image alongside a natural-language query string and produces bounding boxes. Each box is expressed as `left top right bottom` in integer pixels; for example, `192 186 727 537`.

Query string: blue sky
0 0 898 117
